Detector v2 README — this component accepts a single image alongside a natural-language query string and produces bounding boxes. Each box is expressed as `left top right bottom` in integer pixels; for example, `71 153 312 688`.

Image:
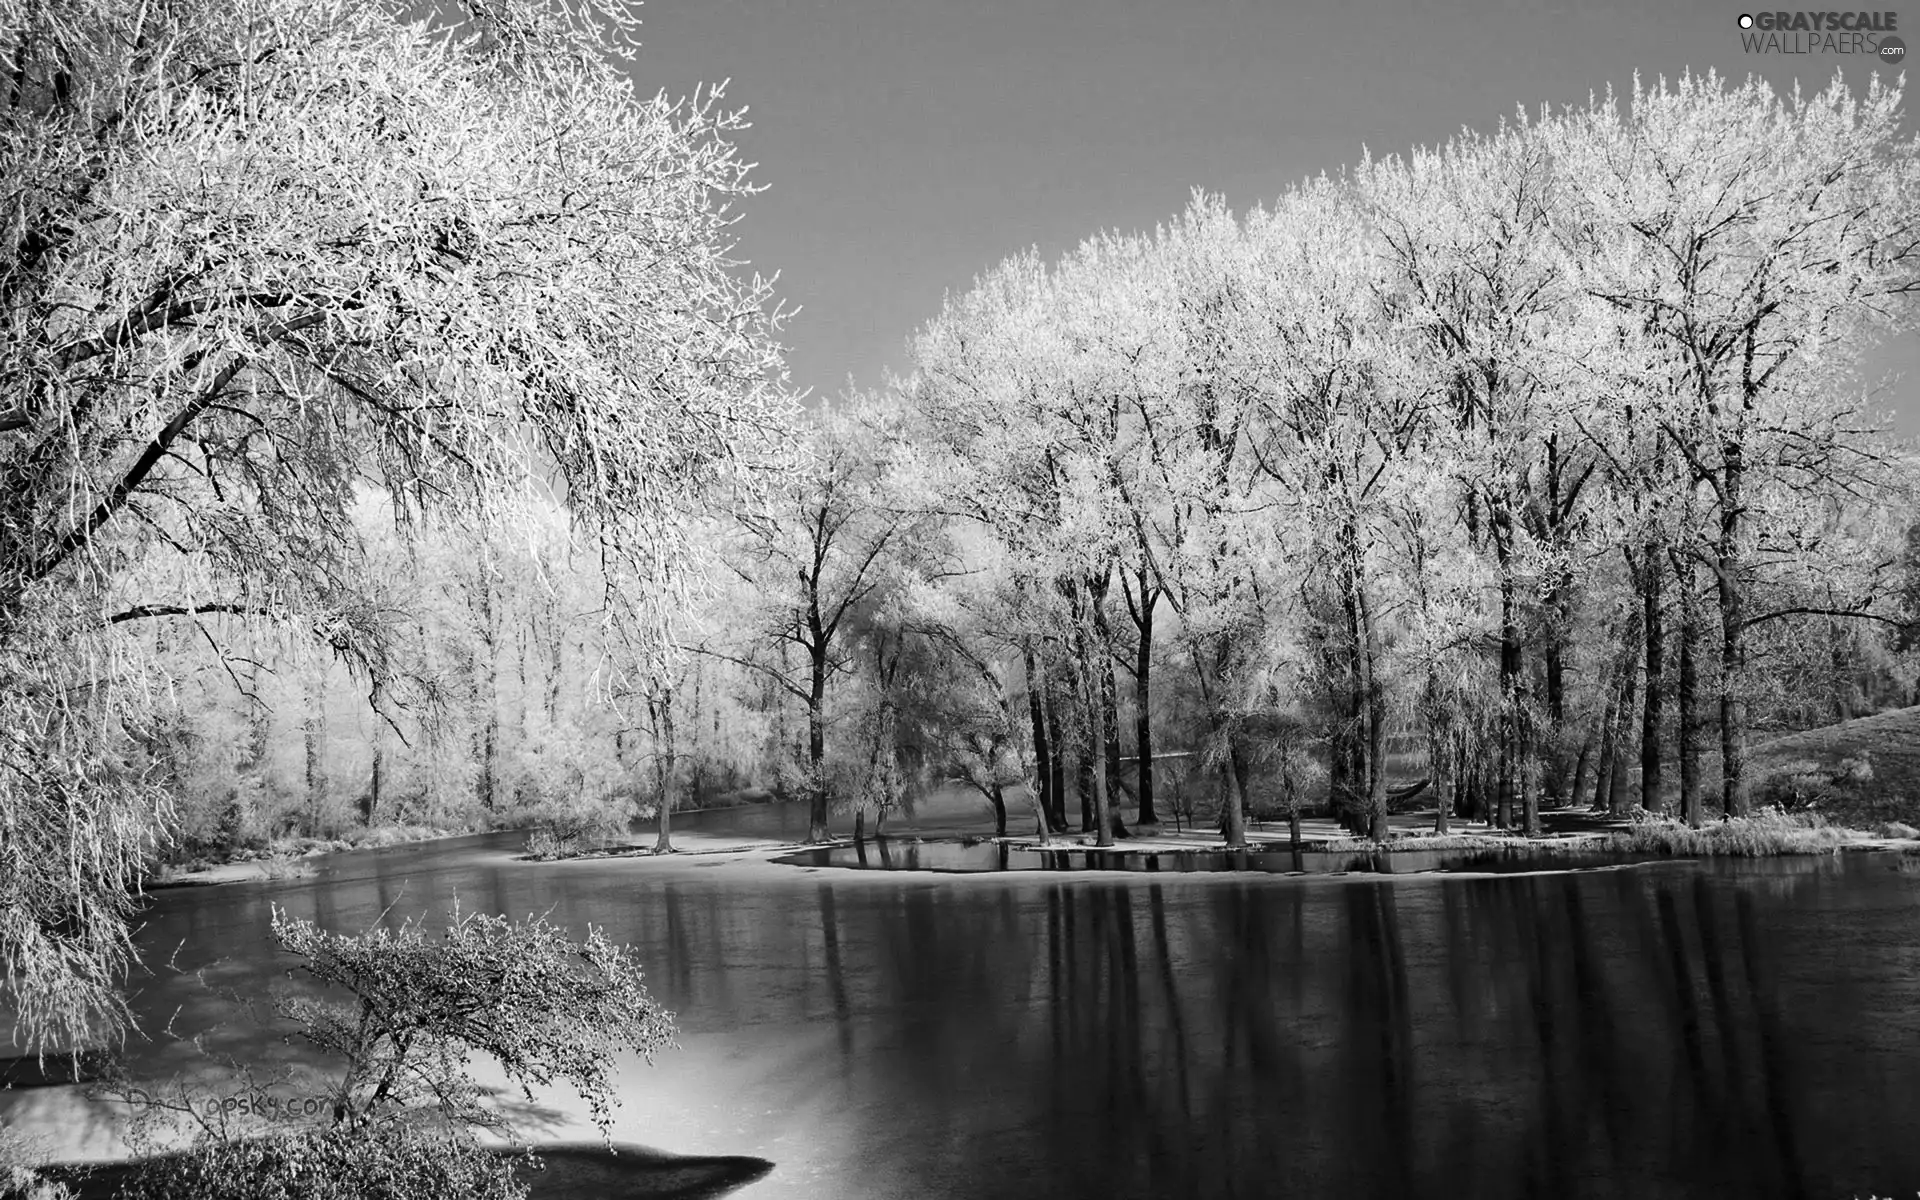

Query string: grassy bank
1747 705 1920 831
1321 809 1895 858
1609 809 1864 856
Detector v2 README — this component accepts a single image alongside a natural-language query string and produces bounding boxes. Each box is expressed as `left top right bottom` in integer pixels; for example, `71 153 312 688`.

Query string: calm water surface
7 809 1920 1200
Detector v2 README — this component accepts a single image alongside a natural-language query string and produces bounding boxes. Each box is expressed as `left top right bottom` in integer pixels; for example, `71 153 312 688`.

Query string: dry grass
1610 808 1859 857
258 854 315 880
248 824 465 861
1 1116 75 1199
1321 833 1524 853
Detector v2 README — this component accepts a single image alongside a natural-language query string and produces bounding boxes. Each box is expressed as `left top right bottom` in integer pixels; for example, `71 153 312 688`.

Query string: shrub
1754 759 1846 812
114 1122 527 1200
0 1168 72 1200
350 825 456 850
258 854 315 881
0 1117 74 1200
271 903 675 1136
510 796 629 860
1876 821 1920 839
523 827 575 860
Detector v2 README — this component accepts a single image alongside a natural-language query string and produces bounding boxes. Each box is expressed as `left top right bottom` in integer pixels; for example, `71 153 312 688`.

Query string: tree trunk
1193 638 1248 850
1514 738 1537 835
1134 583 1157 826
1675 550 1704 829
304 677 326 838
1003 669 1056 848
807 644 829 843
1072 620 1115 849
1044 682 1069 831
468 648 497 816
1717 444 1750 818
1229 740 1254 832
1218 751 1249 850
1355 555 1390 842
1090 574 1127 834
546 625 565 724
1639 543 1668 816
1077 751 1094 833
1328 713 1355 831
654 687 677 854
1495 548 1522 833
1022 778 1051 845
1593 691 1618 814
1337 552 1372 835
1542 572 1572 806
988 783 1008 837
1567 728 1594 820
1609 657 1639 818
366 740 382 827
1100 659 1125 829
1427 680 1451 836
1520 710 1541 836
1451 735 1472 824
1023 641 1054 830
481 711 497 814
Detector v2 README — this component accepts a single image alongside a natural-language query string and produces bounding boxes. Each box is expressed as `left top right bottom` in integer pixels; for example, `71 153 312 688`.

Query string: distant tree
712 397 928 842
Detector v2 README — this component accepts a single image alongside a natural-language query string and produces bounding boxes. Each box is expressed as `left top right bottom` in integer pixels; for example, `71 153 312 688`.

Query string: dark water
7 815 1920 1200
776 838 1670 875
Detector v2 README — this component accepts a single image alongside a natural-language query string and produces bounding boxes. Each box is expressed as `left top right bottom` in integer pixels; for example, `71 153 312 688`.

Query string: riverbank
155 800 1920 892
145 824 471 887
148 797 802 887
518 809 1920 890
1000 808 1919 859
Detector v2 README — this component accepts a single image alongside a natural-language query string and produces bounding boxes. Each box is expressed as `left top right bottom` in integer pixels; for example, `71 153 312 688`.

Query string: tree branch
105 602 274 625
29 309 327 583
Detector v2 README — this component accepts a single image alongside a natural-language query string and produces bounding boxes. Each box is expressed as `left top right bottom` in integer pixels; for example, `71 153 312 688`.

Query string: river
5 803 1920 1199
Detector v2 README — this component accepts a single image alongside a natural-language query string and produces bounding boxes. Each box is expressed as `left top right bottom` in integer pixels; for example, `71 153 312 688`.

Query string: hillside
1749 706 1920 830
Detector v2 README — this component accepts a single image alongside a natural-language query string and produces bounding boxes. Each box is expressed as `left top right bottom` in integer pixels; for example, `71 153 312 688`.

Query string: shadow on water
775 837 1668 875
42 1143 773 1200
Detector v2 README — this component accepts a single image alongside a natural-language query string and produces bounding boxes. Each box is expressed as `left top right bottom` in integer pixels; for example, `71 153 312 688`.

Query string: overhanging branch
106 602 274 625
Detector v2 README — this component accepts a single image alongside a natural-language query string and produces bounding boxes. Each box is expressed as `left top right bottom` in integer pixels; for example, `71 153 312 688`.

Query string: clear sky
625 0 1920 429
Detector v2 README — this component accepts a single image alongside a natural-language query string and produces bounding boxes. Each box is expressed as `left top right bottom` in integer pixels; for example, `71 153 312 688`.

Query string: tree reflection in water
22 846 1920 1199
799 856 1909 1199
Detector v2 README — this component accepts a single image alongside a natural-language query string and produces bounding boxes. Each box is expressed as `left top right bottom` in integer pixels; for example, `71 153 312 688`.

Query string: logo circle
1738 13 1754 28
1880 35 1907 64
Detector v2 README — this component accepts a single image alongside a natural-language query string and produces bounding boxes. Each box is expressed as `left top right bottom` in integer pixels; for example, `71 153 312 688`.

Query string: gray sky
628 0 1920 429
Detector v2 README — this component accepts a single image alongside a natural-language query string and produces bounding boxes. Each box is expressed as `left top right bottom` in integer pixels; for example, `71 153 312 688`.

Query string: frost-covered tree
0 0 793 1049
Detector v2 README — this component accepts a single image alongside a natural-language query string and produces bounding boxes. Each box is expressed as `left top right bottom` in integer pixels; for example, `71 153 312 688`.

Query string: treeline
139 503 795 854
696 72 1920 847
115 73 1920 858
